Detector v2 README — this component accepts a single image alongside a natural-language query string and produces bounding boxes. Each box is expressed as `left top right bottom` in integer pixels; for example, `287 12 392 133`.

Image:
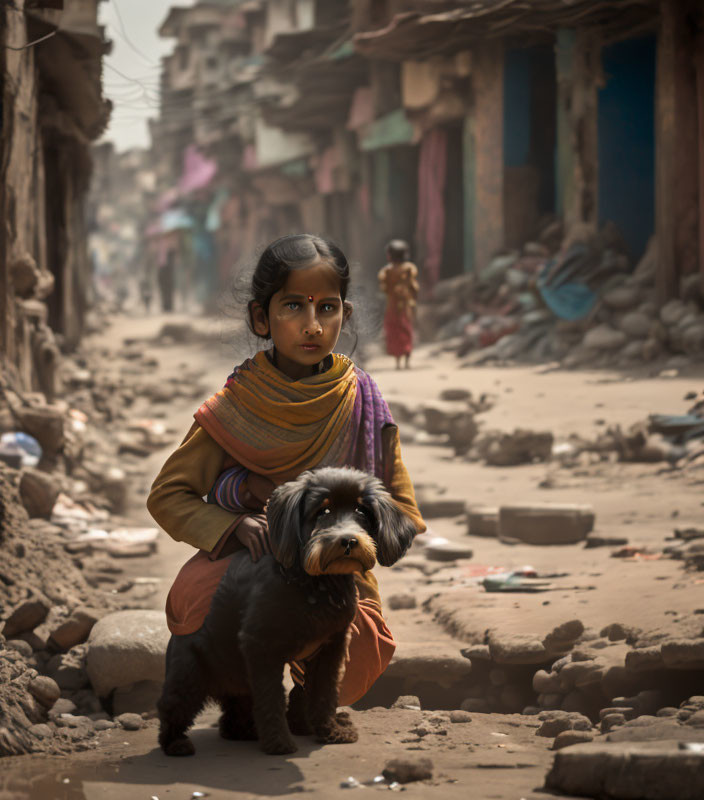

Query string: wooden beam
467 41 504 273
695 32 704 290
656 0 699 303
555 28 600 230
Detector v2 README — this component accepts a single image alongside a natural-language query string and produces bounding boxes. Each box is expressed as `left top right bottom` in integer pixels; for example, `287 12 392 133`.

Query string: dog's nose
341 537 358 552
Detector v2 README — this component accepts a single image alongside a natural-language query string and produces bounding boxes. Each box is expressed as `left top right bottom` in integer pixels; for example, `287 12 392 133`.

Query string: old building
147 0 704 310
0 0 110 395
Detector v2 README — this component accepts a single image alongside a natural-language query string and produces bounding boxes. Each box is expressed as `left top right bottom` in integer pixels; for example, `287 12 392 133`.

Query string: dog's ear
265 474 309 569
365 484 416 567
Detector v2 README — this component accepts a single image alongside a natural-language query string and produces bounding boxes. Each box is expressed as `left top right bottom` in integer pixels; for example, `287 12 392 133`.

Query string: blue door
598 36 655 261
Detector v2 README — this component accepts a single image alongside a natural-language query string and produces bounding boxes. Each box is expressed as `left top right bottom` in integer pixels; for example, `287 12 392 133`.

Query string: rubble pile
419 223 704 369
0 328 198 756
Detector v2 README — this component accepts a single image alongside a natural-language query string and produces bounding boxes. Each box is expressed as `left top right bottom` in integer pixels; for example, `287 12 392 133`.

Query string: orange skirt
165 551 395 706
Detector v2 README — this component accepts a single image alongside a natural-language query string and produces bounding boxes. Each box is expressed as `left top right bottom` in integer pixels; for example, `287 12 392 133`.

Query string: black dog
157 466 416 756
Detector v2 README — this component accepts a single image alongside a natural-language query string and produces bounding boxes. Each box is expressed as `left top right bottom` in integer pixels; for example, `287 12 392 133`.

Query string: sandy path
5 311 703 799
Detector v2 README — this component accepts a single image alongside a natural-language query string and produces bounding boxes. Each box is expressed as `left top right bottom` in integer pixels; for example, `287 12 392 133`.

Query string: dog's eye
317 507 331 518
355 505 367 516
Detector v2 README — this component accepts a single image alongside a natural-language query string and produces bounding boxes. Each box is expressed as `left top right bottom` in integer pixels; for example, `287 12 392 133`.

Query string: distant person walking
378 239 419 369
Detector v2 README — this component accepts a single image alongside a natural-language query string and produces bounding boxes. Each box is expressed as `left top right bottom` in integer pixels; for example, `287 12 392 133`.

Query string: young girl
378 239 419 370
147 233 425 707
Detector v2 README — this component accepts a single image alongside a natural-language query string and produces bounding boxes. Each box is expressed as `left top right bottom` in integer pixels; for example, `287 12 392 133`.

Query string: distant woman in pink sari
378 240 419 370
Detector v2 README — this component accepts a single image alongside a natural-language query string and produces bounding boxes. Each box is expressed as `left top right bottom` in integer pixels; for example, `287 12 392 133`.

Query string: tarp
360 108 415 151
179 145 217 194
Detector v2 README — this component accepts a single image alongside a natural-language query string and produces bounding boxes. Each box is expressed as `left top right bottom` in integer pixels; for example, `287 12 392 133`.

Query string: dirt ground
3 310 703 800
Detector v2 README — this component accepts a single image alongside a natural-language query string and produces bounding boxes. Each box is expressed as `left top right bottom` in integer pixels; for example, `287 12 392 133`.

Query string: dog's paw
260 734 298 755
335 710 353 727
161 736 196 757
314 720 358 744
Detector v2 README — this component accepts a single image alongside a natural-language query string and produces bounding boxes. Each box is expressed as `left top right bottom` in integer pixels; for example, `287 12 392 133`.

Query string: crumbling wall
0 1 106 393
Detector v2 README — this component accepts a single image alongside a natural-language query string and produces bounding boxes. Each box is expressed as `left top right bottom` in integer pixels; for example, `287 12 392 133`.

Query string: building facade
0 0 110 394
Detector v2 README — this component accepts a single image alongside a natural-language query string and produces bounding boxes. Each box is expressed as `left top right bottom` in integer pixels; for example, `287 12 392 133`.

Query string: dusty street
2 310 704 800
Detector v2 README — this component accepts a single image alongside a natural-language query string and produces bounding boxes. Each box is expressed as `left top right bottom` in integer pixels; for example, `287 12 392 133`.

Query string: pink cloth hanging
416 129 447 288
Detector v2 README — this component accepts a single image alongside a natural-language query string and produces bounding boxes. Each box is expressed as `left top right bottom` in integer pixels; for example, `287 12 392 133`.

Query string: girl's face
251 260 347 380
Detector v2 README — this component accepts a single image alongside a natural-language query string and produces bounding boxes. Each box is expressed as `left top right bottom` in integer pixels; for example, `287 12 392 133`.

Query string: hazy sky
99 0 194 152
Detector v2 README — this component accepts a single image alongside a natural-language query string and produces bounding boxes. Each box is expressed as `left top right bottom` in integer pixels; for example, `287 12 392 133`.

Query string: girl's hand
235 514 271 562
239 473 276 511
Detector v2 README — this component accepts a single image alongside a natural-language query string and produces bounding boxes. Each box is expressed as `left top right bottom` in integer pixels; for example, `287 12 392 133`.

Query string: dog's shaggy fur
157 466 416 756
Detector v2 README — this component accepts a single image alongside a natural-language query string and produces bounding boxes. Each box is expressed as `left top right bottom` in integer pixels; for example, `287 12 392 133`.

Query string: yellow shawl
194 351 358 483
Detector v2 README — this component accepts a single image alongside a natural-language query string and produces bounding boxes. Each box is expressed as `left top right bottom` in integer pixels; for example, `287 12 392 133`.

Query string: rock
460 644 491 662
385 643 472 688
94 719 116 731
387 594 417 610
558 660 604 690
603 286 641 311
480 429 553 466
6 639 33 658
422 401 469 435
682 323 704 354
601 712 627 733
112 680 164 715
552 730 594 750
27 676 60 709
466 507 499 538
13 402 65 456
498 504 594 545
600 706 637 721
28 723 53 740
543 620 584 654
416 495 466 519
583 325 627 351
439 389 471 402
533 669 561 694
85 610 170 697
661 639 704 669
585 535 629 548
460 698 491 713
49 607 103 651
449 710 472 723
391 695 422 710
446 414 479 455
657 707 679 717
49 698 77 719
537 711 592 737
686 710 704 727
488 631 549 665
54 713 94 729
424 541 473 562
625 646 664 672
618 311 651 339
115 712 144 731
620 340 645 361
546 741 704 799
18 469 60 518
10 253 41 297
660 299 688 328
2 595 51 637
382 756 433 784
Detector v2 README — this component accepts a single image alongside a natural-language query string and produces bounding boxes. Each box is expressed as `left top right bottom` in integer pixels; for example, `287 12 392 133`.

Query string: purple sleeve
207 465 250 512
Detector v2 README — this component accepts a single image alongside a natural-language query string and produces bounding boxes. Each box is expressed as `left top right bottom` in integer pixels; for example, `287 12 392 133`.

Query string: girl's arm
147 422 247 554
381 424 426 534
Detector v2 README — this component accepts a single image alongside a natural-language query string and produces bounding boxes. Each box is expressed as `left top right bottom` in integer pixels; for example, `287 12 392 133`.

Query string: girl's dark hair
247 233 351 338
386 239 410 262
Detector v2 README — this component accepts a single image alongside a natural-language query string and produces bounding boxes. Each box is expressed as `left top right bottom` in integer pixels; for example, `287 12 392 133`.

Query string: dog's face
266 467 416 574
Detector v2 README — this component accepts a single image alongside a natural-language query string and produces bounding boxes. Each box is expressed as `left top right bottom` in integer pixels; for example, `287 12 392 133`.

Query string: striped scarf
195 350 394 488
